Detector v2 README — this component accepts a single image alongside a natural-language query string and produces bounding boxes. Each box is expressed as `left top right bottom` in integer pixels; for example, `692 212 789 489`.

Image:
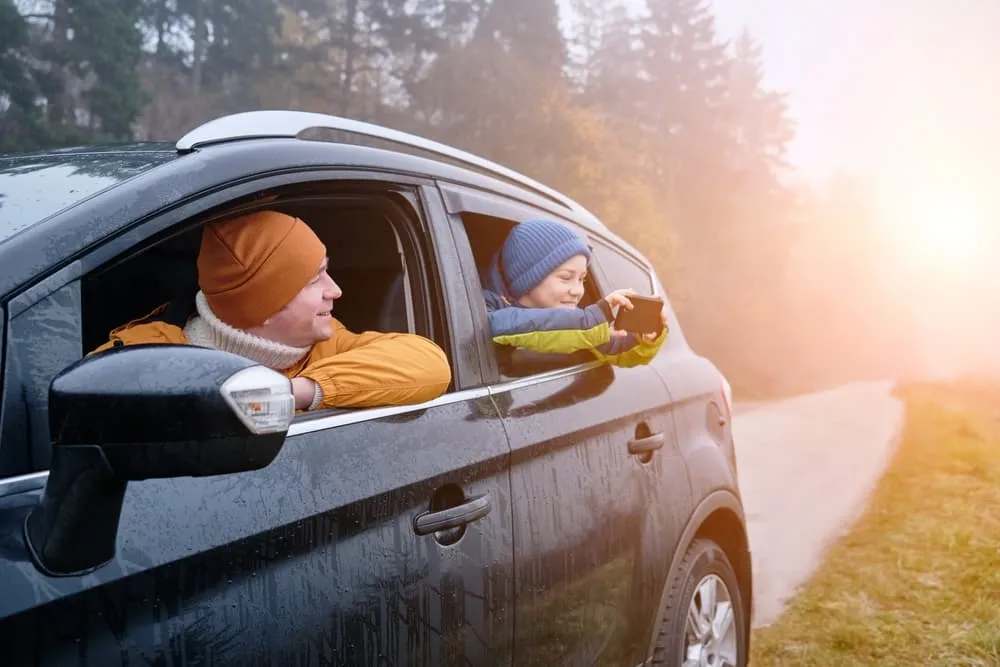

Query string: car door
0 179 515 666
440 185 684 666
587 239 698 656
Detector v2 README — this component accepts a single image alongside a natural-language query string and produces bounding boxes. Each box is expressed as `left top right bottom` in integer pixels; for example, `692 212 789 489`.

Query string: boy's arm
591 324 669 368
489 301 615 354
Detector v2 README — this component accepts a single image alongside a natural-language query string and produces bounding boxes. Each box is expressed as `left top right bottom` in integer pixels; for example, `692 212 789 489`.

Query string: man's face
253 258 342 347
517 254 588 309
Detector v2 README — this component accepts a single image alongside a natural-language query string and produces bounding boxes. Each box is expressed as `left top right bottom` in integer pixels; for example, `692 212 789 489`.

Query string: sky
560 1 1000 378
708 1 998 189
562 1 1000 216
704 1 1000 374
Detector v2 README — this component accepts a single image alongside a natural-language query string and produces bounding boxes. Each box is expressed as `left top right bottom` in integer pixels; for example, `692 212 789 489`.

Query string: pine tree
641 0 732 212
727 28 795 188
0 0 45 151
475 0 565 76
405 0 569 172
74 0 147 138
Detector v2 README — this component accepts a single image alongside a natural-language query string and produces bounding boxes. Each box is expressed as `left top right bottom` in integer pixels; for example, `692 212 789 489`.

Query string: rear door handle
414 493 492 535
628 432 665 454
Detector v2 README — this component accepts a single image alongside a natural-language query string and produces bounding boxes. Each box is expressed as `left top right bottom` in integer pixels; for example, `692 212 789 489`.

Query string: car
0 110 752 666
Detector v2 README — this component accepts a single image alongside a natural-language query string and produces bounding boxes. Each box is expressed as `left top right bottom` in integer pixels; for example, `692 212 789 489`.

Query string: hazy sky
709 1 998 186
566 1 999 213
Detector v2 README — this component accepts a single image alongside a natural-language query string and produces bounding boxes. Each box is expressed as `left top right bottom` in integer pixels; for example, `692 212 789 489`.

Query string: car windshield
0 147 177 245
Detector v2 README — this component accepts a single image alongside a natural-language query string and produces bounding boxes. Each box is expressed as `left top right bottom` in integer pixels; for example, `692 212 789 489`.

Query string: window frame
0 169 477 483
587 238 685 351
587 237 655 297
439 182 613 385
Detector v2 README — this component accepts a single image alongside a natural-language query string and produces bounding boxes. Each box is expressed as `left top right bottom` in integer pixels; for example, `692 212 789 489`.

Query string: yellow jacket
92 314 452 410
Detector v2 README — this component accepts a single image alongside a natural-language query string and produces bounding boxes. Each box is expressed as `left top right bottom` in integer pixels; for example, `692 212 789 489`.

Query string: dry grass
750 379 1000 666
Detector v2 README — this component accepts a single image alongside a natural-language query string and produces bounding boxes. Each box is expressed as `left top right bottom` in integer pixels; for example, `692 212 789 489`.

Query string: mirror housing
24 344 295 577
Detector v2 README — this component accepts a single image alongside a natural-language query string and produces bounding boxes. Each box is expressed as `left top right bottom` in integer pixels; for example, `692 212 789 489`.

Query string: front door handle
414 493 492 536
628 432 665 455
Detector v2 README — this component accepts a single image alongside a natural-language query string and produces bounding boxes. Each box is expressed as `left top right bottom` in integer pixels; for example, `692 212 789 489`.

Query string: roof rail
175 110 584 215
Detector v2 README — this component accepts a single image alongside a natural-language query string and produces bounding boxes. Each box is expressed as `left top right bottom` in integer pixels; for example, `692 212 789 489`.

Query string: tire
650 538 747 667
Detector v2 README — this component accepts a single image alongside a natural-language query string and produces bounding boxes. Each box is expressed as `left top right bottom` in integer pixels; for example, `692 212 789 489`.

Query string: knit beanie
197 210 327 329
498 219 591 299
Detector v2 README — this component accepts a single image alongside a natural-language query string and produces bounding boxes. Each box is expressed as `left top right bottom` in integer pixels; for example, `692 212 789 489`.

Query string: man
92 209 452 411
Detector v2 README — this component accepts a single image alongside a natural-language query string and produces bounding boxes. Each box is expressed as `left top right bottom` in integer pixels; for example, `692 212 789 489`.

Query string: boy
481 219 668 368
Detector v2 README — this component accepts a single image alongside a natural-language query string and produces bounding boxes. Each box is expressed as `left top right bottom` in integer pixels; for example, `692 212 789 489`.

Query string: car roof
0 111 613 248
175 111 598 219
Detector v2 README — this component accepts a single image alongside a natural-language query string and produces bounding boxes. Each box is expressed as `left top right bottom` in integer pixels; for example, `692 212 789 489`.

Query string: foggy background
3 0 997 397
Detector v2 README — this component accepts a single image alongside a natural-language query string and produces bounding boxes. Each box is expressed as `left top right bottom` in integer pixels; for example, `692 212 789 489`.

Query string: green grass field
750 380 1000 666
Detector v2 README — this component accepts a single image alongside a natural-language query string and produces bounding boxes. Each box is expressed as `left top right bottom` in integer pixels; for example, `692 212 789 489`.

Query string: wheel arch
643 489 753 663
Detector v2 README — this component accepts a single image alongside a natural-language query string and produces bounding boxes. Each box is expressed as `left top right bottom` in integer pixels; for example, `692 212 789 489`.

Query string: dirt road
732 380 905 628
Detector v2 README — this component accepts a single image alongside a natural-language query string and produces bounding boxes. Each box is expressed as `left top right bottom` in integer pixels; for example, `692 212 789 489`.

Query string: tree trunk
191 0 207 104
46 0 72 127
340 0 359 116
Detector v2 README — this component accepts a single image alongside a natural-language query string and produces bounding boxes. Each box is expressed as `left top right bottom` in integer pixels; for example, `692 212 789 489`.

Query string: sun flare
891 193 987 267
912 198 981 257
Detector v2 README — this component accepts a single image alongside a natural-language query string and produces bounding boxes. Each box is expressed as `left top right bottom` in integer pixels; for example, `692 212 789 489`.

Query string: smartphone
614 294 664 334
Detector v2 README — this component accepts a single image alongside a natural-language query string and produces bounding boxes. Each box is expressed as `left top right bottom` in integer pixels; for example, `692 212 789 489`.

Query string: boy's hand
641 307 670 342
604 288 635 338
603 288 636 312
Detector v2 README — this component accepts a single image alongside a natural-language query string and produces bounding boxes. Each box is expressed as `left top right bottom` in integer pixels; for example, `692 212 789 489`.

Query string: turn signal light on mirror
220 366 296 434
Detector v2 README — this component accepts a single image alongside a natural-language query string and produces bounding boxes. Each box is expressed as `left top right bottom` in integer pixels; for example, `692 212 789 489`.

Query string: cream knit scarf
184 291 311 371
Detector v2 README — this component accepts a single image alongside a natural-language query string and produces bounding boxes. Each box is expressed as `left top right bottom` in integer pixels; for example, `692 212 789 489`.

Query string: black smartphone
613 294 664 334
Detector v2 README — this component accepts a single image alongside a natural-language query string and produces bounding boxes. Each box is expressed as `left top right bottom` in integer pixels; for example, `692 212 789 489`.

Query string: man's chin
313 319 334 340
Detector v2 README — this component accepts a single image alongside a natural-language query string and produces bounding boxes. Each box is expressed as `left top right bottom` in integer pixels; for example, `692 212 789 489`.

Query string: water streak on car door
491 360 676 665
0 395 515 667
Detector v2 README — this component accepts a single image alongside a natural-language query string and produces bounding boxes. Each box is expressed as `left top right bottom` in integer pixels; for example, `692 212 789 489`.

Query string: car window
590 239 684 351
589 240 655 296
0 184 457 480
459 211 602 379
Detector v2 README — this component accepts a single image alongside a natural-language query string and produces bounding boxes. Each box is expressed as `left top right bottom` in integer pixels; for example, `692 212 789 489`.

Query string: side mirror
24 344 295 577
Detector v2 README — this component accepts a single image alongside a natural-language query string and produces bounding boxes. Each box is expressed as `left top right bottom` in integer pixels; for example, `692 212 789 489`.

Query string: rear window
0 150 176 244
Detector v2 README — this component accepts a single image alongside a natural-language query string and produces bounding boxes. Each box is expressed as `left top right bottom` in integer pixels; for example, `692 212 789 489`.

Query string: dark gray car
0 111 752 666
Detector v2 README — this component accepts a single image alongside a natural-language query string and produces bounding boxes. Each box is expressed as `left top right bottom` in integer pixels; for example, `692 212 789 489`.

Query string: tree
0 0 145 148
405 0 567 167
727 28 794 188
641 0 733 206
475 0 565 76
0 0 45 152
136 0 280 139
73 0 147 138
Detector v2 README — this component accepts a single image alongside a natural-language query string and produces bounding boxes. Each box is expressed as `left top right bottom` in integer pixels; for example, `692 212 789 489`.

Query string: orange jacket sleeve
299 319 452 409
88 320 187 355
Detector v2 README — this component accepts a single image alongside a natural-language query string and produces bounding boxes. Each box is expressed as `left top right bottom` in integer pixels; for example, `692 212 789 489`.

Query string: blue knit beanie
497 219 591 300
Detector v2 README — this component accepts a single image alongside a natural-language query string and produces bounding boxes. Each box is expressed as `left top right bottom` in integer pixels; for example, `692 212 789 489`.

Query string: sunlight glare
894 193 987 268
915 198 980 257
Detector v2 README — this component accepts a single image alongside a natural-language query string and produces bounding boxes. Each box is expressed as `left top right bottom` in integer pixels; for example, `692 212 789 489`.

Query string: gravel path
732 380 905 628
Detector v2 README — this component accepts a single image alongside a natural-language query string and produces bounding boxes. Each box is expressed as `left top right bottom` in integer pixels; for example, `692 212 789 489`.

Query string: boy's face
517 254 589 309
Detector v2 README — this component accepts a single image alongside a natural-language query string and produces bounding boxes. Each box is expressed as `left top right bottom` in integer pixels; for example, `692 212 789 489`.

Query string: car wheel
650 538 747 667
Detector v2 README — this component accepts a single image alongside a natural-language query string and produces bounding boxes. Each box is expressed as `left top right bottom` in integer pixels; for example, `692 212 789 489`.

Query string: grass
750 379 1000 667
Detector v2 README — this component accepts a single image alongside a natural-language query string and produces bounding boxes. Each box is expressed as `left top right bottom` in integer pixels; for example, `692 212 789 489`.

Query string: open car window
459 211 604 379
0 185 454 480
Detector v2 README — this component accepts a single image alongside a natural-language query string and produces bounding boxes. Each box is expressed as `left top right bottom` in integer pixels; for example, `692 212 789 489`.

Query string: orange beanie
197 210 327 329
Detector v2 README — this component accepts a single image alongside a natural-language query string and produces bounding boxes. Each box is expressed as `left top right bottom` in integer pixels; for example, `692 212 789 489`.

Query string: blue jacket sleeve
485 290 616 355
